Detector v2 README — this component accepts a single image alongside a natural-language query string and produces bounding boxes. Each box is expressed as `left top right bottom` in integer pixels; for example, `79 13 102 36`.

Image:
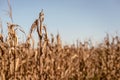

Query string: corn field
0 10 120 80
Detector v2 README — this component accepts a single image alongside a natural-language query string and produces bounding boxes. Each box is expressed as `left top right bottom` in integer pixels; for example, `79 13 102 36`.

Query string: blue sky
0 0 120 44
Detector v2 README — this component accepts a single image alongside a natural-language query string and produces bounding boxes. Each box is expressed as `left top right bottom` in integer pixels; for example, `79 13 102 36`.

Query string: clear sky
0 0 120 44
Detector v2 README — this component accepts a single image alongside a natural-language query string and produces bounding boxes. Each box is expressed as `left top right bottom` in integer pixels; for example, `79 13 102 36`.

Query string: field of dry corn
0 10 120 80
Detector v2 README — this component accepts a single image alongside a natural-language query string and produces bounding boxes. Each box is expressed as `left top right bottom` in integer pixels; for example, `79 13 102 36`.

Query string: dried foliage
7 0 13 22
0 10 120 80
